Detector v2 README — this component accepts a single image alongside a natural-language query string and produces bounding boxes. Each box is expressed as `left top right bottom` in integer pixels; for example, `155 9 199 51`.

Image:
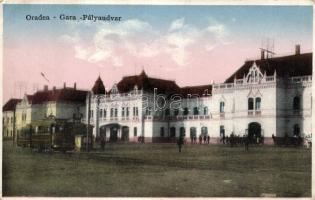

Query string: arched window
193 107 199 115
174 109 179 116
220 102 225 113
204 107 209 115
248 98 254 110
190 127 197 138
121 107 125 117
180 127 185 137
110 108 114 117
293 124 300 136
255 97 261 110
220 125 225 137
104 109 107 118
170 127 176 138
160 127 165 137
293 96 300 110
114 108 118 117
100 109 103 118
183 107 189 115
201 126 208 136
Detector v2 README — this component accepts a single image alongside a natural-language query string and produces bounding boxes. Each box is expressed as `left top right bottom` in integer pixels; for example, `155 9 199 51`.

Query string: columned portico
100 123 130 142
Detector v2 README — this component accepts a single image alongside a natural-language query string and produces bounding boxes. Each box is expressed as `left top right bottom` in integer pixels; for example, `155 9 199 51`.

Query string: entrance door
121 126 129 142
248 122 261 143
110 127 118 142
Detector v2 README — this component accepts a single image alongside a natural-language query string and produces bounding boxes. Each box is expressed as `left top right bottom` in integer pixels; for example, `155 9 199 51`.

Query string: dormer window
134 85 138 94
246 62 264 83
111 84 119 95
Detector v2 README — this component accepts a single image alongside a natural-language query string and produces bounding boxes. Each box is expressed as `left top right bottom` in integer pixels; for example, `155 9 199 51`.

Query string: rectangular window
160 127 165 137
193 107 199 115
134 127 137 136
100 109 103 118
248 98 254 110
114 108 118 117
126 107 129 117
122 107 125 117
220 102 225 113
135 107 138 116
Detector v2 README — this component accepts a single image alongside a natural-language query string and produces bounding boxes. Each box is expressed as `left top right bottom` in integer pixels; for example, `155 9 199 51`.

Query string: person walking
100 136 105 151
207 135 210 144
177 132 185 153
199 135 202 144
244 134 249 151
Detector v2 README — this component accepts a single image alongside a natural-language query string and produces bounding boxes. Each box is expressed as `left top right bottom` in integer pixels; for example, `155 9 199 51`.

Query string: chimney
295 44 300 55
44 85 48 91
74 82 77 90
63 82 66 89
261 49 265 60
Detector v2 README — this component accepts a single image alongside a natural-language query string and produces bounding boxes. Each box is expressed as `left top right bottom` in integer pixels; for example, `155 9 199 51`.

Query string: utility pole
86 92 91 152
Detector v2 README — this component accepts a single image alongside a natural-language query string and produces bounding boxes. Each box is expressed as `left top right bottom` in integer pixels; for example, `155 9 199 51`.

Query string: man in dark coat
244 134 249 151
177 132 185 153
207 135 210 144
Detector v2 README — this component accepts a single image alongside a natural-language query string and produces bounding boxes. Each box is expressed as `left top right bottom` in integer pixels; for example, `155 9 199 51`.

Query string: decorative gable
245 62 264 84
111 84 119 95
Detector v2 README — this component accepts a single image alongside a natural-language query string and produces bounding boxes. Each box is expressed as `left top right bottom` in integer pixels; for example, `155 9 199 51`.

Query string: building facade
89 47 312 144
3 83 88 141
3 99 21 139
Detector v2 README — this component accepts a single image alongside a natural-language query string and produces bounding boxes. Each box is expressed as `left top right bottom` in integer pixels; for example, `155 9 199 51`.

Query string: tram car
17 119 92 152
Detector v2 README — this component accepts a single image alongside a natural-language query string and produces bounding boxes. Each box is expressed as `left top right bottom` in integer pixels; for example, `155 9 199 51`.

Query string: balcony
248 110 254 116
248 110 261 117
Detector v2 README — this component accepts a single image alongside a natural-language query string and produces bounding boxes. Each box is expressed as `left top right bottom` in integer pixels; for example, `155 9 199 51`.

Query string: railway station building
88 46 312 144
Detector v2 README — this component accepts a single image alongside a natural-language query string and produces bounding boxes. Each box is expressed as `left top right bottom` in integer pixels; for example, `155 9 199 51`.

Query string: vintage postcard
1 0 313 198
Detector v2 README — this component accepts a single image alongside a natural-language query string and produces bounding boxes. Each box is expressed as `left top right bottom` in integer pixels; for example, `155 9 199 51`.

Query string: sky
3 4 313 103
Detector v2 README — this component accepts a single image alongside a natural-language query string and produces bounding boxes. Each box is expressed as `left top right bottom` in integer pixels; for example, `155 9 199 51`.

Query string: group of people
189 135 211 144
221 133 263 146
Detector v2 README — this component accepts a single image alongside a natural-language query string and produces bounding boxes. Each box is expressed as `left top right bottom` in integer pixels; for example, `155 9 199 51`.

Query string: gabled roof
26 95 33 103
3 99 22 111
180 85 212 97
92 76 106 95
31 88 88 105
225 53 312 83
115 70 180 94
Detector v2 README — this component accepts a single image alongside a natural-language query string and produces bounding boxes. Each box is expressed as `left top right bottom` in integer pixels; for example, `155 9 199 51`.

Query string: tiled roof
225 53 312 83
26 95 33 103
180 85 212 97
3 99 22 111
115 70 180 94
92 76 106 95
31 88 88 104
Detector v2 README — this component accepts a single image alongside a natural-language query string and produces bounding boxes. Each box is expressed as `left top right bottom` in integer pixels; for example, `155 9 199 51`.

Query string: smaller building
11 83 88 142
3 99 21 139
